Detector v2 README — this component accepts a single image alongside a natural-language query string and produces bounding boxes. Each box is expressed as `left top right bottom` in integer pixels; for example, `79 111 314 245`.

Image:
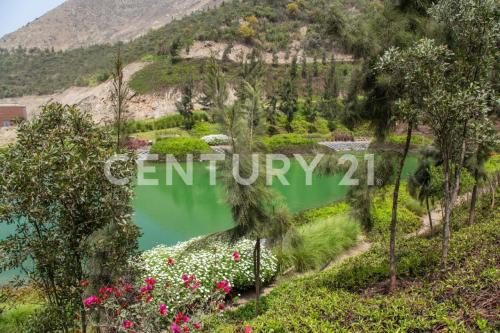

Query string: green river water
0 156 418 282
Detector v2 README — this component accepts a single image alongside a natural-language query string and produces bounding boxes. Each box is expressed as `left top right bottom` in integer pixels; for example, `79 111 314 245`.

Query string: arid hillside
0 0 223 50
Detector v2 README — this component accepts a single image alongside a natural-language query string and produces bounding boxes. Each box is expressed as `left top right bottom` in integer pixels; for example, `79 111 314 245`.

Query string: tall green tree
110 48 130 151
176 76 195 130
321 55 339 128
200 57 228 122
280 57 299 131
304 74 317 122
430 0 499 226
377 39 451 290
0 104 139 333
219 82 291 315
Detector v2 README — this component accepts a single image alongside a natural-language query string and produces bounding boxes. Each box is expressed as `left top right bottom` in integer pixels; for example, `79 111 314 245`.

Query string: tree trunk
253 238 262 315
490 179 495 209
442 157 452 268
389 124 413 292
468 167 479 225
426 196 433 231
451 123 468 207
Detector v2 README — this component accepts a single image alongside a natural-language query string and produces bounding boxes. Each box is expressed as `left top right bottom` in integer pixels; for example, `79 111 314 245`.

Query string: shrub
290 117 311 134
370 183 423 238
261 134 316 154
190 122 218 137
150 137 211 159
331 129 354 141
313 118 330 135
484 154 500 174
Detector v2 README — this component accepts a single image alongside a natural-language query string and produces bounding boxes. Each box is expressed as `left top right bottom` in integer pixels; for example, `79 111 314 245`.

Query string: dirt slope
0 0 223 50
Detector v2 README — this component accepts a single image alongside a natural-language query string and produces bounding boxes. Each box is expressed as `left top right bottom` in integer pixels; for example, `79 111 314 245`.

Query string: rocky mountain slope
0 0 223 50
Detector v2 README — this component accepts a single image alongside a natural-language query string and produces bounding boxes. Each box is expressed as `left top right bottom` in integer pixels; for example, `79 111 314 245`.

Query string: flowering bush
200 134 230 146
84 277 230 332
83 238 277 332
136 238 277 308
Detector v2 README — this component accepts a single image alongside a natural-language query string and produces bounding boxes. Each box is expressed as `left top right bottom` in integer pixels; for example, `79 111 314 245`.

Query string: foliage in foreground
0 103 140 333
210 194 499 332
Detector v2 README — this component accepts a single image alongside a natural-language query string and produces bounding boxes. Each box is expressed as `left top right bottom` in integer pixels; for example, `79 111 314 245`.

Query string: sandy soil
181 40 354 64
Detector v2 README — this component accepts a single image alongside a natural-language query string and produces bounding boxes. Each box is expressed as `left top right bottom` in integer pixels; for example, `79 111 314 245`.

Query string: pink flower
175 312 185 324
168 257 175 266
244 326 253 333
146 295 153 303
123 320 134 329
216 280 229 290
159 303 168 316
194 322 202 330
218 303 225 310
232 251 241 262
191 280 200 291
140 285 153 294
216 280 231 294
183 327 190 332
145 277 157 286
183 315 190 323
83 295 99 307
170 323 181 333
182 274 189 282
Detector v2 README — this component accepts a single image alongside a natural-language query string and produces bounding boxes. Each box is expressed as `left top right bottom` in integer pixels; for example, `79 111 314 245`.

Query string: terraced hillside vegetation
209 192 500 332
0 0 433 98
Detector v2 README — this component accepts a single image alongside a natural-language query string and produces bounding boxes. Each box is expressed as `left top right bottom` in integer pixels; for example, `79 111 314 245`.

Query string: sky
0 0 66 38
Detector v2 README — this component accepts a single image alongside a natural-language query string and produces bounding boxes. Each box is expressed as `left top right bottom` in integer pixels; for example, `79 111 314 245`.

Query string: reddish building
0 104 27 128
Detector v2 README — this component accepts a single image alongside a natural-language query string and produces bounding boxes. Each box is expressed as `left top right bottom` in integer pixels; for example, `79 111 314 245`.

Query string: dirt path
410 192 472 238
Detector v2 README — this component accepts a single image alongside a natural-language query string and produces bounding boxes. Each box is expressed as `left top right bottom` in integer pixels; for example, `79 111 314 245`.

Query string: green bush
484 154 500 174
261 134 316 154
371 183 423 238
190 122 219 137
150 137 211 158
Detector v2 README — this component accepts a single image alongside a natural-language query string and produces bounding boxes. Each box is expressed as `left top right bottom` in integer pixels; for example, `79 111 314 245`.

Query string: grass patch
296 201 351 225
387 134 433 146
131 128 189 142
126 112 208 134
0 288 43 333
281 215 360 272
129 58 203 94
